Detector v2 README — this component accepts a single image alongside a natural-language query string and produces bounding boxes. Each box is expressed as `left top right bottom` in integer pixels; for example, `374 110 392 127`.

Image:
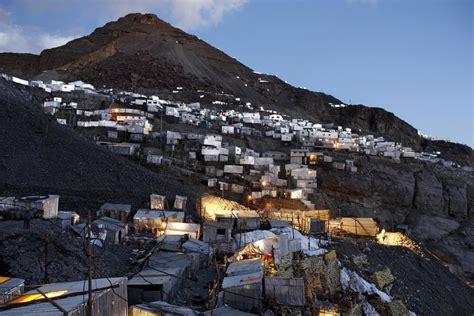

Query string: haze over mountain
0 13 471 165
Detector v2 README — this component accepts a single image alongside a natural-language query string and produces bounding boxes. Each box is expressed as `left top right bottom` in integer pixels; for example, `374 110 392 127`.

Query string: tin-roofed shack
332 218 380 237
222 272 263 313
133 209 184 236
197 194 249 221
0 277 24 304
97 203 131 222
202 221 232 244
2 277 127 316
17 195 59 219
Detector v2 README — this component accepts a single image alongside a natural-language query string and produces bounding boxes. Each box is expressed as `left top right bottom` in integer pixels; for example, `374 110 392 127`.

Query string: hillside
0 79 203 209
2 13 469 161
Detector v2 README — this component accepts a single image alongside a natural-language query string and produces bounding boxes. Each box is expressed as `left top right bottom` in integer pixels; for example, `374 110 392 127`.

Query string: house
281 133 293 142
221 125 235 134
222 261 263 312
3 278 128 316
107 143 139 156
164 222 200 239
241 112 261 124
94 217 127 245
224 165 244 175
332 162 346 170
173 195 188 210
133 210 185 235
128 252 195 304
97 203 131 222
129 301 197 315
233 210 261 231
265 277 305 306
262 151 287 161
147 154 163 165
226 258 262 276
17 195 59 219
336 217 379 237
0 277 25 304
56 211 80 229
150 194 167 210
198 194 249 221
202 222 233 244
284 189 304 200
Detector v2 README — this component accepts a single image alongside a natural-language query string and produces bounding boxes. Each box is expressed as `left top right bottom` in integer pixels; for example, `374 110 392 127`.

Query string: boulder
412 215 460 241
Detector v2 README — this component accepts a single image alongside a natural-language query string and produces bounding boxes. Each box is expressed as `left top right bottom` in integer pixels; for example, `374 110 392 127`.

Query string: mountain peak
116 13 164 25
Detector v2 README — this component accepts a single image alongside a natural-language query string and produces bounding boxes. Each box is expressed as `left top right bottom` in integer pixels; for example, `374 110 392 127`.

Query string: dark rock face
413 169 444 216
316 156 474 274
0 13 471 163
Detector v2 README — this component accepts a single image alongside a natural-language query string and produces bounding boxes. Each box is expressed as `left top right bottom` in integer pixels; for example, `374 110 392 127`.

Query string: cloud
0 6 78 54
98 0 248 30
167 0 248 30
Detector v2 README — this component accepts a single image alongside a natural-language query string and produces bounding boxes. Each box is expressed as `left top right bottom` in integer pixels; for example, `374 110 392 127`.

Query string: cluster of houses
0 191 412 315
2 72 456 170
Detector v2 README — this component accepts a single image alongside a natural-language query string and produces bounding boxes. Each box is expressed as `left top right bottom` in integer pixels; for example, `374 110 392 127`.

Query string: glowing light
8 290 68 304
0 276 11 284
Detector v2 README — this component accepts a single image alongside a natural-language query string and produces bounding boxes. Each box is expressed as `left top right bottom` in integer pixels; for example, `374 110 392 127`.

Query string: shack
336 217 379 237
150 194 167 210
0 277 24 304
198 194 249 221
173 195 188 210
17 195 59 219
202 221 232 244
164 222 200 239
93 217 127 245
264 277 305 306
226 258 263 277
133 210 185 235
222 272 263 313
233 210 261 231
56 211 80 229
97 203 131 222
2 278 128 315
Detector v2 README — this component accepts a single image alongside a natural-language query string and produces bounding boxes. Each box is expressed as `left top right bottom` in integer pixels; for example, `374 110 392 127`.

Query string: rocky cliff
315 155 474 276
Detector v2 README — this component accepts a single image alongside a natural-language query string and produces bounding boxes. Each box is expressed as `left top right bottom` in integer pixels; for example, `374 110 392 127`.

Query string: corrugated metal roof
134 209 184 220
2 277 125 315
0 277 24 293
226 259 262 277
222 272 263 289
100 203 131 212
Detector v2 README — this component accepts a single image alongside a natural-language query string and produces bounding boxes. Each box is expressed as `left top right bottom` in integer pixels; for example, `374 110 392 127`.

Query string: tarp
340 268 392 303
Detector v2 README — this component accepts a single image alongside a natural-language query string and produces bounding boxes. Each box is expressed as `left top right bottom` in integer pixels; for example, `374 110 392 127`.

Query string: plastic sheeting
340 267 392 303
271 227 327 257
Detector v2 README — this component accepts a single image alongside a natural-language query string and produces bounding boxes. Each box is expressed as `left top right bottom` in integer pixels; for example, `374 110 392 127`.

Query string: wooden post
87 211 93 316
43 234 49 284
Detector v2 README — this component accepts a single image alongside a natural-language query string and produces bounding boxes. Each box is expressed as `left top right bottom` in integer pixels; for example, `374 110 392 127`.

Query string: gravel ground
333 238 474 315
0 219 138 285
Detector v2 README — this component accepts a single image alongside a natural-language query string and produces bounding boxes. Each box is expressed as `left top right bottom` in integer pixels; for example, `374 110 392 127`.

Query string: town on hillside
0 74 472 315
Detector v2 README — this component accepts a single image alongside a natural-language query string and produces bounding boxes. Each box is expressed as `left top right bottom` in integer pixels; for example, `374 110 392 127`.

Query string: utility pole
43 234 49 284
86 210 93 316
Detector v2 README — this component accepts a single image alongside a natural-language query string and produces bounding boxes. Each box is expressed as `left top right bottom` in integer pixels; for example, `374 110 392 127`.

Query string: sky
0 0 472 146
